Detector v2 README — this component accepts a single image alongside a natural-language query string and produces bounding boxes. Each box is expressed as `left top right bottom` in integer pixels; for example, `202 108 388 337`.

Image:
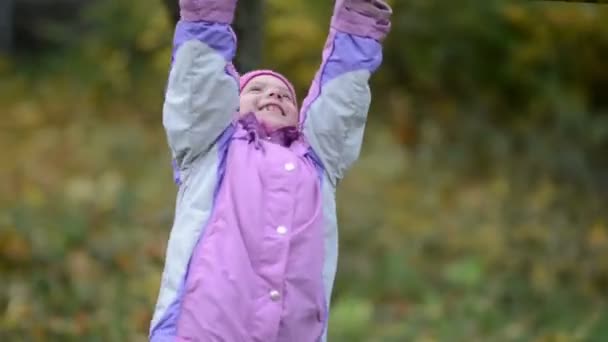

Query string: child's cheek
239 97 254 114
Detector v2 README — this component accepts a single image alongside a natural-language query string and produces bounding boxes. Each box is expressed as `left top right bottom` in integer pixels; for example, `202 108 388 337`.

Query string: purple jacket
150 1 391 341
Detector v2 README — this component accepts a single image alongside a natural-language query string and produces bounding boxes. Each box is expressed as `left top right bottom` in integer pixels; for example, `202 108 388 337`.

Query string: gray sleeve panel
163 39 238 169
303 70 372 187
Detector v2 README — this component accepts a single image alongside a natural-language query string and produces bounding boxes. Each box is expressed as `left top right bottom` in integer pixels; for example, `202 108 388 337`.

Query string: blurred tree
161 0 179 24
0 0 14 54
162 0 264 72
5 0 92 52
233 0 264 72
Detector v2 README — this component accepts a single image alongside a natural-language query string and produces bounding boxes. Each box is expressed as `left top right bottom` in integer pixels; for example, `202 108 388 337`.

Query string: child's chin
257 115 288 131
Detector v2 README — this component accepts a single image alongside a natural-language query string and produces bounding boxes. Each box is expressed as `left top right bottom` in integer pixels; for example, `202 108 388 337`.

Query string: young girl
150 0 392 341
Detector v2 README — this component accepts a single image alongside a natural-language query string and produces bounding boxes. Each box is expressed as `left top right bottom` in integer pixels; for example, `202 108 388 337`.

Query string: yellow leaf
587 221 608 248
65 177 96 204
23 183 46 208
531 263 554 293
0 230 32 264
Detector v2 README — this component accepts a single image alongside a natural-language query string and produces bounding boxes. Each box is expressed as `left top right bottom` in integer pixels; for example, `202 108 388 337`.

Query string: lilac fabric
171 159 181 185
152 0 392 340
151 10 240 339
179 0 237 24
172 21 236 63
150 290 181 339
152 125 236 341
321 32 383 84
331 0 392 41
237 113 300 148
174 121 325 341
299 30 383 125
213 124 238 200
299 1 390 126
166 19 237 187
225 62 240 84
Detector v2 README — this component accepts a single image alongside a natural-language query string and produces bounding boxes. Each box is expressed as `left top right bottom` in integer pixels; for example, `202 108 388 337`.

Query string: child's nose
266 89 283 100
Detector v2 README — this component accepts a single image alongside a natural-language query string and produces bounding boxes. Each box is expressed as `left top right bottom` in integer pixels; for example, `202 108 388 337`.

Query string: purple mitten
179 0 238 24
331 0 392 41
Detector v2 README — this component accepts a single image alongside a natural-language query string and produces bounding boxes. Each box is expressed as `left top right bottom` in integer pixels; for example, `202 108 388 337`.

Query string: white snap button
284 162 295 171
276 226 288 235
270 290 281 301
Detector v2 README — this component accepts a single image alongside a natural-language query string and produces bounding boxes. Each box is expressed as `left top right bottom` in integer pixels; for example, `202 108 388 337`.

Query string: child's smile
239 74 298 132
259 102 286 116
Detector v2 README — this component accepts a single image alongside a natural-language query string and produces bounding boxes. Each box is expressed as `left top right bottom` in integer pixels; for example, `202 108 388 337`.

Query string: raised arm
163 0 239 172
301 0 391 186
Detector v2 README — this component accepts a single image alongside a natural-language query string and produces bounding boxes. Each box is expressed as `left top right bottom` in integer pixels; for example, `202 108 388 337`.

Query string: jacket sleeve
300 0 391 186
163 0 240 171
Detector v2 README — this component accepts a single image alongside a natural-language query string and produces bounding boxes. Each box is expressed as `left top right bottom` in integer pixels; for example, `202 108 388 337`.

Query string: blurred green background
2 0 608 341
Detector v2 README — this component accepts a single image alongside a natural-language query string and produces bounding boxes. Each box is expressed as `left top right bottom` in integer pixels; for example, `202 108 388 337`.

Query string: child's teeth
261 105 281 113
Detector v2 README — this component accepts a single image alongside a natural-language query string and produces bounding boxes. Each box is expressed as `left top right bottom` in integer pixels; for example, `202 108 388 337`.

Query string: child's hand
179 0 238 23
331 0 392 40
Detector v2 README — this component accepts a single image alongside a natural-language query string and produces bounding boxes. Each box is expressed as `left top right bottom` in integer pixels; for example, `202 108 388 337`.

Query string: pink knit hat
239 69 297 107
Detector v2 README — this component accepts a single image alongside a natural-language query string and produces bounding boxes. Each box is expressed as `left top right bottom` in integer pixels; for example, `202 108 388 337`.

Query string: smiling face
239 75 299 132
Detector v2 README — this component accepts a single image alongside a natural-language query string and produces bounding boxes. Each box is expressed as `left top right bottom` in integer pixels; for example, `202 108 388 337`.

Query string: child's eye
250 86 262 92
